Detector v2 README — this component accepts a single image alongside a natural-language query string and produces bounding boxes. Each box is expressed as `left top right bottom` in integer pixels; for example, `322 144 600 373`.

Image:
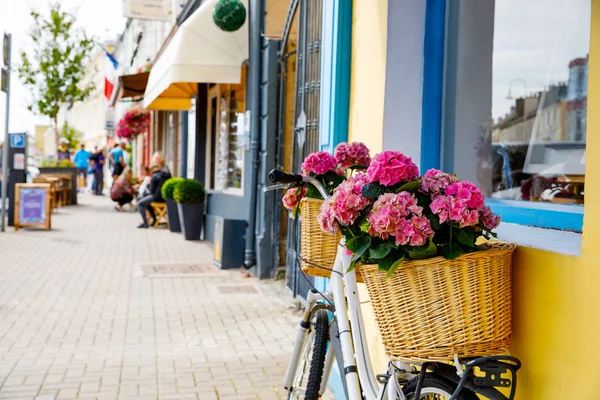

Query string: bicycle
268 169 521 400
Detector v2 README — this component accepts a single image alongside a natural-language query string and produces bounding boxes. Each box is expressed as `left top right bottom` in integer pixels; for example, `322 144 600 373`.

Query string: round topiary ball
213 0 247 32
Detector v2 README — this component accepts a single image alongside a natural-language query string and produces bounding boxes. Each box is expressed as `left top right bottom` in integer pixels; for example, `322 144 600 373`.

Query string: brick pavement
0 194 328 400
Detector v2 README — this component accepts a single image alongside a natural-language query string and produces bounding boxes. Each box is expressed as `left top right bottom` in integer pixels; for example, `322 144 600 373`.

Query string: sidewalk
0 194 311 400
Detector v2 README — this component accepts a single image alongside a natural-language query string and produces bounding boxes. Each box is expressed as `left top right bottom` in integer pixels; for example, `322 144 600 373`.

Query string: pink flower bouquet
116 107 150 139
318 152 502 276
280 142 372 214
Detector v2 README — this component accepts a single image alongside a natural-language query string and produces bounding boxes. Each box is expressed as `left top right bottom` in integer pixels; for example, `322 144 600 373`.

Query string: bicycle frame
284 238 404 400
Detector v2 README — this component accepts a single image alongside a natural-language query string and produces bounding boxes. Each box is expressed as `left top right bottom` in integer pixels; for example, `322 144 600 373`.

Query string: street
0 195 302 400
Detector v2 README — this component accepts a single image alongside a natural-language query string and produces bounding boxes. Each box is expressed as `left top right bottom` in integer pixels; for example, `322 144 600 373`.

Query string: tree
60 122 82 150
17 2 95 156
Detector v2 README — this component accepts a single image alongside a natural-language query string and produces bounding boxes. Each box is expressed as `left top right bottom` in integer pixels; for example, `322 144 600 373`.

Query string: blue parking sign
10 134 25 148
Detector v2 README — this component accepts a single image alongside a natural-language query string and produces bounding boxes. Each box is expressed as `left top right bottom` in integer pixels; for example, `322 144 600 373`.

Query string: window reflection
487 0 590 205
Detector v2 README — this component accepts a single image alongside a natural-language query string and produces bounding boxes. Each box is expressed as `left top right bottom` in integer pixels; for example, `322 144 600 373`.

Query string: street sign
14 183 52 231
0 68 6 93
2 33 9 66
10 134 25 148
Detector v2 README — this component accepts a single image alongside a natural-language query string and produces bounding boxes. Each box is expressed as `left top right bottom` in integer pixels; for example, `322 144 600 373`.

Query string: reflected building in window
566 57 588 142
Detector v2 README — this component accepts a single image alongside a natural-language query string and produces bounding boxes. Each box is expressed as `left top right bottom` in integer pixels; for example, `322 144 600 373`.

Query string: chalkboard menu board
14 184 51 230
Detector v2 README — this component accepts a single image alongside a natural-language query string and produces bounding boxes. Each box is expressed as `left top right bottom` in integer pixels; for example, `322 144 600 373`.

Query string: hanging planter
116 107 150 139
213 0 247 32
137 62 152 74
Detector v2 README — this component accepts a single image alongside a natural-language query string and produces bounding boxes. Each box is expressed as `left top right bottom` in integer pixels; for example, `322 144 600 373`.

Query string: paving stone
0 195 331 400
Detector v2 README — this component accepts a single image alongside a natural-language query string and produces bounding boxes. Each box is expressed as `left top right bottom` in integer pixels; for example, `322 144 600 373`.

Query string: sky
0 0 127 137
492 0 591 120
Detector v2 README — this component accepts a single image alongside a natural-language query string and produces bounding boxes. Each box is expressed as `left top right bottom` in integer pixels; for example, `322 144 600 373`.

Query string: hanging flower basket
213 0 247 32
137 62 152 74
116 107 150 139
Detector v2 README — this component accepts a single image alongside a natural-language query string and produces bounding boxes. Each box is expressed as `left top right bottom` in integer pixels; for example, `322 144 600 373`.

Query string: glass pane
488 0 590 205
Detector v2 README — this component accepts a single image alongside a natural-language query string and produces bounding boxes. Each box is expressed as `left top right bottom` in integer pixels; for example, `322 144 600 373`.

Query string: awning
111 72 150 106
143 0 249 110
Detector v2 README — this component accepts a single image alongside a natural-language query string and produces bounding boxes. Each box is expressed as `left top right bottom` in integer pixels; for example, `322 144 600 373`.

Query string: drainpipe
180 111 188 178
244 0 265 269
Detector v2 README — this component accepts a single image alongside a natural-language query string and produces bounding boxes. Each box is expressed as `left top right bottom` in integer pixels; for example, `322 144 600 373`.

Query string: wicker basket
357 242 516 361
299 198 342 279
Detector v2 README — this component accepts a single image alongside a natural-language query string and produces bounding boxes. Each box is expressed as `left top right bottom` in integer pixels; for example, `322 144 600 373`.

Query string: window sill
486 198 583 232
494 222 582 257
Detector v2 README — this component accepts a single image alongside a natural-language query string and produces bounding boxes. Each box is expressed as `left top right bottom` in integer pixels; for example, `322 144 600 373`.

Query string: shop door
280 0 324 298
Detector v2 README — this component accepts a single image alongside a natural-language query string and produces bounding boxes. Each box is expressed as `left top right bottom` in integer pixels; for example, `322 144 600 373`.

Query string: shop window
215 92 244 191
441 0 590 232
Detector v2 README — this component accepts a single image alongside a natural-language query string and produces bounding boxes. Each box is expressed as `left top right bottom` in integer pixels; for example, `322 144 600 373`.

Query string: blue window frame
421 0 588 234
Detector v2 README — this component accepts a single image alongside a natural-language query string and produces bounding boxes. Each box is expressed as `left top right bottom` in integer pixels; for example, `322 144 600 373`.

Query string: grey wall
442 0 495 188
382 0 426 163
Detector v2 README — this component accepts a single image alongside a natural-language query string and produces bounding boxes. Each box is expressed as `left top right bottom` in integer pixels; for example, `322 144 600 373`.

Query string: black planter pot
165 199 181 232
177 202 204 240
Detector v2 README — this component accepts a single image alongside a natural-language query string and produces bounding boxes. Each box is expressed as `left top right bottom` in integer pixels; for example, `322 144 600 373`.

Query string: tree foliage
17 3 95 144
60 122 82 150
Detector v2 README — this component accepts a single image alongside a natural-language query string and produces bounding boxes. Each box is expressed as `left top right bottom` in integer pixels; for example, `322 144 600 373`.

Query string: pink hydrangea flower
429 181 485 228
366 151 419 186
480 206 501 230
301 151 337 176
420 169 459 194
318 173 370 228
317 197 339 233
282 187 307 211
334 142 371 169
366 192 433 247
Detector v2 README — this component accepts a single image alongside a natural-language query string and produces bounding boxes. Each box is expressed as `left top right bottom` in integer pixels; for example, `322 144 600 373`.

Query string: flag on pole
103 48 119 101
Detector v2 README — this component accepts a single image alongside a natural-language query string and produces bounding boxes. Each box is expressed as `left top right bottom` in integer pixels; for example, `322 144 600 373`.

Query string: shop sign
123 0 171 21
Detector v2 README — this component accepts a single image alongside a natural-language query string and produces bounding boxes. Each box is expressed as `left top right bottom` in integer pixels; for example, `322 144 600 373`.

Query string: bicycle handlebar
269 169 303 185
269 169 330 199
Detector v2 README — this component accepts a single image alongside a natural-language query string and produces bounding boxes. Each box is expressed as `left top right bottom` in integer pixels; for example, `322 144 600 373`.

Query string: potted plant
161 177 184 233
279 142 371 279
317 150 515 361
173 178 205 240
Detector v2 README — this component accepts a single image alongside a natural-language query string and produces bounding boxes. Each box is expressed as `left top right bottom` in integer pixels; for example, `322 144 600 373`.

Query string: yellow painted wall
347 0 387 152
347 0 600 398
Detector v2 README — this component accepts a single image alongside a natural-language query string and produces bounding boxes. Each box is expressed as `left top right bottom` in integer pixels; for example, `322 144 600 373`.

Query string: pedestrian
90 146 105 196
109 141 126 185
73 143 91 192
110 167 135 212
57 138 71 161
137 152 171 229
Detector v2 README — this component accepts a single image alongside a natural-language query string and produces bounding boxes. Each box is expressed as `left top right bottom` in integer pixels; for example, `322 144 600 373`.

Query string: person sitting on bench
137 153 171 229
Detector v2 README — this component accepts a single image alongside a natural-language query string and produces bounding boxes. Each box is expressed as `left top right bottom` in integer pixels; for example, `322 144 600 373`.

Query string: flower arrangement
137 62 152 74
281 142 371 215
318 150 502 276
116 107 150 139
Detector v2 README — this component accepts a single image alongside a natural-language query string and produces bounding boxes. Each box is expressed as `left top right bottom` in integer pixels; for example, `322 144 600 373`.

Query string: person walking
110 167 135 211
109 142 126 185
73 143 91 192
90 146 105 196
137 153 171 228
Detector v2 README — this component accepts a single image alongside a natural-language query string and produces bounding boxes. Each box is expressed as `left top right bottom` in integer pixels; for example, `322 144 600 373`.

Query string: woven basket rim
300 197 325 204
358 241 516 273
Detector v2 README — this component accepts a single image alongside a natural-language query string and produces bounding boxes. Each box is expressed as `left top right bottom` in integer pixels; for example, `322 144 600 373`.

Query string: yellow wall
347 1 600 398
347 0 387 152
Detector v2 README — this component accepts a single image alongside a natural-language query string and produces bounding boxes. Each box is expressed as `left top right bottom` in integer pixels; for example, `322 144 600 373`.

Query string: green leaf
425 212 442 231
377 254 396 271
396 180 421 193
349 165 368 171
408 240 438 260
369 241 392 259
386 256 405 278
362 183 384 198
455 229 476 248
359 218 371 233
440 242 464 260
350 236 372 265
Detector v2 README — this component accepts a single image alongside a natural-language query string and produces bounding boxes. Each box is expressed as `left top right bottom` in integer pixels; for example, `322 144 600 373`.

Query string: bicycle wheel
287 309 329 400
402 374 479 400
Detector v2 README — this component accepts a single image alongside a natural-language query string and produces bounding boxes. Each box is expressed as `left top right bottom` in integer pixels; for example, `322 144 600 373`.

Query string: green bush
40 159 57 168
173 179 205 204
57 159 75 167
161 177 185 200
